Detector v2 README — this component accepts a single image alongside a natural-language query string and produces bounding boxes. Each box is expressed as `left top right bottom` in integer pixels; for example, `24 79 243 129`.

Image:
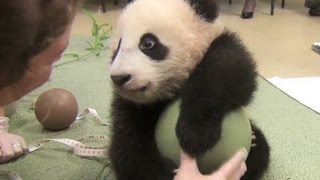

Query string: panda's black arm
176 32 257 156
109 95 176 180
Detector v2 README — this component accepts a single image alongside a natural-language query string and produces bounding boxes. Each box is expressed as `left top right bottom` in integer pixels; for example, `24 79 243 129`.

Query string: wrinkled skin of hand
0 107 28 163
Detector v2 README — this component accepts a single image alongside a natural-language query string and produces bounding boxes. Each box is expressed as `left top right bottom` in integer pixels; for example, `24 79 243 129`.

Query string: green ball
155 99 251 174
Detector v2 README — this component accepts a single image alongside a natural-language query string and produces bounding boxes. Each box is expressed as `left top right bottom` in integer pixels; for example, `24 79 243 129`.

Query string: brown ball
35 88 78 131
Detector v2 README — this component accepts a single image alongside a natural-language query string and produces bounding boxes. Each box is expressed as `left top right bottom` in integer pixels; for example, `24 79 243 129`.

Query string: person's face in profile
0 26 72 106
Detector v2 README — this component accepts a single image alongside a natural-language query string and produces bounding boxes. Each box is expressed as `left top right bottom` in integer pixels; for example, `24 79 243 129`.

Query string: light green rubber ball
155 99 252 174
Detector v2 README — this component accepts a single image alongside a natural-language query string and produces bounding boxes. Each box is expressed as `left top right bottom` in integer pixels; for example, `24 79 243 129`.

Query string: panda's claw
176 121 221 157
252 134 257 140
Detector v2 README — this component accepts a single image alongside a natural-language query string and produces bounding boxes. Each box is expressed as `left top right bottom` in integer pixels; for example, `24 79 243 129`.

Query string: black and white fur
109 0 270 179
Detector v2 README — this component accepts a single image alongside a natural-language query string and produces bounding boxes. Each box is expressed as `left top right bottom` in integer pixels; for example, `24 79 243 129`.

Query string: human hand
0 130 28 163
174 149 248 180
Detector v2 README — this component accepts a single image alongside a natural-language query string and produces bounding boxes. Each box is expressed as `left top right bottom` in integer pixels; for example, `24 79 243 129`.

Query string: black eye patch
111 38 122 63
139 33 169 61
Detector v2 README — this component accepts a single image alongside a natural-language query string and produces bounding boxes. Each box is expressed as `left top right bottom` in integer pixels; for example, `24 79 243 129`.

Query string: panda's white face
110 0 224 104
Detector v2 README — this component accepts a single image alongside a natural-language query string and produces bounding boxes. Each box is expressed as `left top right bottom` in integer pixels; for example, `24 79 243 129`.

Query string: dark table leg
271 0 275 15
101 0 106 13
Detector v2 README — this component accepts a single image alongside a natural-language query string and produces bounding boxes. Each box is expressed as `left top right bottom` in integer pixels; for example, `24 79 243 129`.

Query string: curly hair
0 0 80 88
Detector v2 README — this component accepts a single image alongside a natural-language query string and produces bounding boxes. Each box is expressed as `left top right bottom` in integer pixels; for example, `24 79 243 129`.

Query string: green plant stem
54 47 108 68
55 9 111 68
96 162 112 180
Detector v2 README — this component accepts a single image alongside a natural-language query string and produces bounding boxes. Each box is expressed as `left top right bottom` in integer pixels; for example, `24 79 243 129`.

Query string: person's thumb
179 150 199 172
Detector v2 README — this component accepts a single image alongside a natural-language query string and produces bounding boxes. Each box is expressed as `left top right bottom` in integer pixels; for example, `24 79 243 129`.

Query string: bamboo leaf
85 47 94 51
63 53 80 58
82 9 96 24
99 36 109 41
86 41 95 49
97 42 103 47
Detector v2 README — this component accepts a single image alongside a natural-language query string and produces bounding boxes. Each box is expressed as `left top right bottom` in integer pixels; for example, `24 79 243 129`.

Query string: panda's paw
176 123 221 157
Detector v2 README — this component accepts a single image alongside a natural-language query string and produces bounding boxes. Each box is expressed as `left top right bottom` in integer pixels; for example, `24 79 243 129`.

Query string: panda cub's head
110 0 224 104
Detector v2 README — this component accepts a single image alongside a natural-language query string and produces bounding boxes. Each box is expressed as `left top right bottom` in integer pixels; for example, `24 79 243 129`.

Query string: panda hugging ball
155 100 252 174
109 0 270 180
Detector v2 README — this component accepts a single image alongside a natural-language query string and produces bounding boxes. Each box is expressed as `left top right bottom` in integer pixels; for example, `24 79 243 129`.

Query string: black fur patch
111 38 122 63
109 95 176 180
185 0 219 22
139 33 169 61
176 31 258 156
242 123 270 180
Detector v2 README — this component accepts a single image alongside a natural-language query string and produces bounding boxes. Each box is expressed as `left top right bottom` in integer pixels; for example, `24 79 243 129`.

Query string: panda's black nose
111 74 131 86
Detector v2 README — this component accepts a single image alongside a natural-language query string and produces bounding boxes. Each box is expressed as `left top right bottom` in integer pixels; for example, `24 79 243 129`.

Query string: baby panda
109 0 270 180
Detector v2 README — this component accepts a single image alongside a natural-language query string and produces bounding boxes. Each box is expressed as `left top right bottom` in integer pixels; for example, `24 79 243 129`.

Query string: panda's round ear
185 0 219 22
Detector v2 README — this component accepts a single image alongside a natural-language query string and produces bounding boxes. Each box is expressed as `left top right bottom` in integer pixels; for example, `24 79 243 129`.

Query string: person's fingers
179 150 199 172
0 140 14 163
0 133 28 163
15 136 28 153
233 162 247 180
12 143 24 157
216 149 248 179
